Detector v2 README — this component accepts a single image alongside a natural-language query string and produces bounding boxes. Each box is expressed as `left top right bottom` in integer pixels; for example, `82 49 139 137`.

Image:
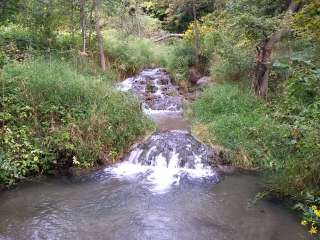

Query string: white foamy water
116 68 183 115
142 106 183 115
117 78 133 91
105 148 217 194
112 69 216 194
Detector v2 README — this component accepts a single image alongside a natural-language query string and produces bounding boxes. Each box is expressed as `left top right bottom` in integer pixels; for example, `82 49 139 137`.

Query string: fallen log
153 34 183 43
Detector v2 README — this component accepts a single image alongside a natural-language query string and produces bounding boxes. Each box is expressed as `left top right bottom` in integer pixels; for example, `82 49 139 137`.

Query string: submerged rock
113 69 225 193
118 68 183 113
196 76 211 88
125 130 219 169
107 130 220 193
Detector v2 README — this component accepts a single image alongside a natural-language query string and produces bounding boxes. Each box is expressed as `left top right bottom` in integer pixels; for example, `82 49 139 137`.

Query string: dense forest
0 0 319 237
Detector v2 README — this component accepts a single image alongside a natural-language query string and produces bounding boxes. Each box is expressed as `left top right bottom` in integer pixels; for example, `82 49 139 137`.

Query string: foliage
166 40 195 83
295 194 320 238
293 1 320 43
0 0 21 23
191 83 320 197
163 0 216 33
0 58 153 186
182 16 254 82
104 30 171 74
108 7 164 38
0 24 82 67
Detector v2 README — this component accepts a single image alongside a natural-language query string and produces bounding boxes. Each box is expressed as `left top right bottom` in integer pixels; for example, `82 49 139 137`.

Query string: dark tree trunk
192 0 200 67
252 1 300 97
94 0 106 71
80 0 87 54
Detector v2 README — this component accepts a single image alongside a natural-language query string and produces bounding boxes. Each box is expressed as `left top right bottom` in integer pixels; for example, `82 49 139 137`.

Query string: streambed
0 69 309 240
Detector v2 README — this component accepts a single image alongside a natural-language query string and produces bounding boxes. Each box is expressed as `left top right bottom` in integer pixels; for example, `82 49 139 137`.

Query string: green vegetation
192 83 319 195
104 30 170 75
0 58 153 186
0 0 319 236
171 0 319 235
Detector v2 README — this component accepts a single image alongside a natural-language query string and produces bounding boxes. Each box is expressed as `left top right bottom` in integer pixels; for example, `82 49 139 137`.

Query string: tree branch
153 34 183 42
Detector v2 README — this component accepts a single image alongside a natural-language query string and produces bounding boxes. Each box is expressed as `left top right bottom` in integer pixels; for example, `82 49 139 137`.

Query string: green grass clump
191 83 320 198
0 58 153 186
104 30 170 75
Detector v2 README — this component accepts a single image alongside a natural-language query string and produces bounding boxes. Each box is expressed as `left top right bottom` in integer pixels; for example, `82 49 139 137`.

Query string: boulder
196 76 211 88
188 67 202 84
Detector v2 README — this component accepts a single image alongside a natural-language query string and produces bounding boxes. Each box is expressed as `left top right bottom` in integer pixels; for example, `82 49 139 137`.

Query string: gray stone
196 76 211 87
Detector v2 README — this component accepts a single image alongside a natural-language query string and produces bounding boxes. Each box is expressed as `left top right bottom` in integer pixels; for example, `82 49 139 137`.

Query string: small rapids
0 68 309 240
118 68 183 114
106 131 220 194
111 69 220 194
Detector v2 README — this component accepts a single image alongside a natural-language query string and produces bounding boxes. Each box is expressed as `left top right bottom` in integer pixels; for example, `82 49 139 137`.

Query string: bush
104 30 170 75
295 194 320 237
166 40 195 83
191 83 320 197
201 30 254 82
0 59 153 186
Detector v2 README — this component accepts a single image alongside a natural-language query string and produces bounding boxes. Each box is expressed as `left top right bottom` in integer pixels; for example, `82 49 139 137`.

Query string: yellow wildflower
309 225 317 235
312 206 320 217
311 205 317 211
301 220 308 226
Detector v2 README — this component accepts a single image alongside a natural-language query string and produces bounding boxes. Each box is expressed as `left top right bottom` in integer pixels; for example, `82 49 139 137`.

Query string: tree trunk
153 34 183 42
87 3 95 49
80 0 87 54
192 0 200 67
252 1 300 97
94 0 106 71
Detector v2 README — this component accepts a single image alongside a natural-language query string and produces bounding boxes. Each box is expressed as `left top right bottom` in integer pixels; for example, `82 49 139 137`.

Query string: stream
0 69 309 240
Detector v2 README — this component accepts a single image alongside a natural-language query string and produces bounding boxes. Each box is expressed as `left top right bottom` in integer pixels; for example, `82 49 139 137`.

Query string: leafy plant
0 58 153 186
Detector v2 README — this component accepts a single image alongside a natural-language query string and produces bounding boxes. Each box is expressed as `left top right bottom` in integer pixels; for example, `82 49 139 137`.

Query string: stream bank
0 68 309 240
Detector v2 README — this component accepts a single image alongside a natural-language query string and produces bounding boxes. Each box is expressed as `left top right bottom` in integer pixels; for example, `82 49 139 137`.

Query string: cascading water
110 69 220 194
0 68 308 240
106 131 219 193
117 68 183 114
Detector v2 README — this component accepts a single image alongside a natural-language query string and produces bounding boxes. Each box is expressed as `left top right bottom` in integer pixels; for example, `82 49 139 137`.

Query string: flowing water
0 69 309 240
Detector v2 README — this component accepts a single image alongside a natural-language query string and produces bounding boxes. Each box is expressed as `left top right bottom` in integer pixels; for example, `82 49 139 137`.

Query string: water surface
0 69 309 240
0 173 308 240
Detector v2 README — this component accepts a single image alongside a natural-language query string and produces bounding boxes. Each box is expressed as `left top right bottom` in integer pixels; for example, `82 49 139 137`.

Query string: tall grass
0 58 153 185
191 83 320 198
104 30 170 75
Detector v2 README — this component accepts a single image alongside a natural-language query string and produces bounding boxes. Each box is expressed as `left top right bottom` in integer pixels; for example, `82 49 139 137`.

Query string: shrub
191 83 320 197
0 59 153 185
166 40 195 83
104 30 170 75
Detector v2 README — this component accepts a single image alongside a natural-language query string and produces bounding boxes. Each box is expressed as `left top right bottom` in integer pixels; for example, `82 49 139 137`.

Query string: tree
94 0 106 71
0 0 21 23
80 0 87 54
293 1 320 43
252 1 301 97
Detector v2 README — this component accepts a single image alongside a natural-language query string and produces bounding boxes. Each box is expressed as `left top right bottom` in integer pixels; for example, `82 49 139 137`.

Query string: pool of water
0 173 308 240
0 69 310 240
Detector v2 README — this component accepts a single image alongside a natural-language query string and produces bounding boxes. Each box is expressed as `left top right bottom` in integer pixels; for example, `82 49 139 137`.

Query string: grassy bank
191 83 320 199
0 58 153 186
104 30 171 76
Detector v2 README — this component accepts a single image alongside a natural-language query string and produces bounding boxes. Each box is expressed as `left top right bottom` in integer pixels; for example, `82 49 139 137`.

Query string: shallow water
0 173 308 240
0 69 310 239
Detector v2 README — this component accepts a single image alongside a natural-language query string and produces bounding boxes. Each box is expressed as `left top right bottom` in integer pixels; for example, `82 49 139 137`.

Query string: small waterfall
117 68 183 114
106 131 219 194
110 69 220 194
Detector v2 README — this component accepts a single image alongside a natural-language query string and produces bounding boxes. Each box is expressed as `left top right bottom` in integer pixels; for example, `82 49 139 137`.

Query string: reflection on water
0 69 310 240
0 173 308 240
